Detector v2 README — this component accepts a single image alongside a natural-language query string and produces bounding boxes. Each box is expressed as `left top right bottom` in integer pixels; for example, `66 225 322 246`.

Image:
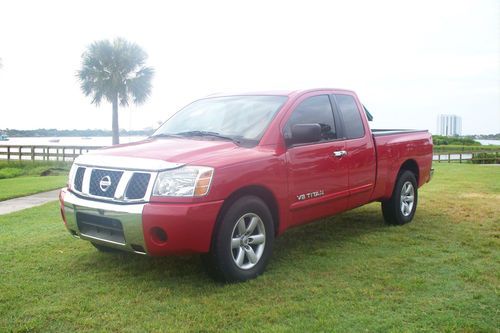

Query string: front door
284 94 349 226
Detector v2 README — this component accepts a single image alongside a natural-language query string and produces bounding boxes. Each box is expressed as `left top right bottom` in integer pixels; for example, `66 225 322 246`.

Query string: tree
77 38 154 145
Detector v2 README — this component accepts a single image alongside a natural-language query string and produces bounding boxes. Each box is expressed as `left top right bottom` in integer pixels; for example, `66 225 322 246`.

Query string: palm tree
77 38 154 145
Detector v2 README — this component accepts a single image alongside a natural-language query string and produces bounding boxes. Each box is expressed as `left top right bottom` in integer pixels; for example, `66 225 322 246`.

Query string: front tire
203 195 274 282
381 170 418 225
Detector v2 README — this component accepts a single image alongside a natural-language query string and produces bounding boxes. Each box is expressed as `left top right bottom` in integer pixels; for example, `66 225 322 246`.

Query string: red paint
142 200 224 255
59 189 67 225
60 88 433 254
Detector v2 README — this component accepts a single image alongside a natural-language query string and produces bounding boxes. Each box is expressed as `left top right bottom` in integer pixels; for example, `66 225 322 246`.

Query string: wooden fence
0 145 104 162
0 144 499 164
433 150 500 164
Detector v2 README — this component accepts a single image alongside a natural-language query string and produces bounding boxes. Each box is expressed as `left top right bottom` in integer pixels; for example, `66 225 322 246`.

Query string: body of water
476 139 500 145
0 136 147 147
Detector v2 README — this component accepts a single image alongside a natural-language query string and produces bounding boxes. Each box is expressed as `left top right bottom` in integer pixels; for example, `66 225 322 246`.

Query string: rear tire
202 195 274 282
381 170 418 225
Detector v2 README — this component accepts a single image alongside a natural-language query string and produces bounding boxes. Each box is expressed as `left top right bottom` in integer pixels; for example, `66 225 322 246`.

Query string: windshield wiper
174 131 241 144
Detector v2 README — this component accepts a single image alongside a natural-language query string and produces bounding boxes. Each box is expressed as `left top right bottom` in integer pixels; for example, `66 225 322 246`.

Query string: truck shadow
271 204 387 266
75 204 387 288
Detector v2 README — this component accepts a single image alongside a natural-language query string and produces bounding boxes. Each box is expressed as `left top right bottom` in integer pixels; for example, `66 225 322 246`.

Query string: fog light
150 227 168 245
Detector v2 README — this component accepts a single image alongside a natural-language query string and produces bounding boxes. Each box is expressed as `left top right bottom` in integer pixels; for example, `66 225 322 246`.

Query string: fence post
62 147 66 161
19 147 22 160
448 153 451 163
459 153 462 164
7 147 10 161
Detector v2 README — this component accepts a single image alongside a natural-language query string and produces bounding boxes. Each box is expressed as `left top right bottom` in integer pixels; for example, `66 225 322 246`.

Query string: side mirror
290 123 321 145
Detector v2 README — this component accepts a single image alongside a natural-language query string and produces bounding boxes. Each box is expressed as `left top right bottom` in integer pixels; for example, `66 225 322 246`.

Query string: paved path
0 189 60 215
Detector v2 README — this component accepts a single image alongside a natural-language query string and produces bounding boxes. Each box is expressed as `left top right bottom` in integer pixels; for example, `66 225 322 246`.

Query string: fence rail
1 144 499 164
433 150 500 164
0 145 104 162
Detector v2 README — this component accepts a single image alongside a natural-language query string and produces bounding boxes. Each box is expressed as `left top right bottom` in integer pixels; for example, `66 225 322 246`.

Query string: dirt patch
40 168 67 176
459 192 500 200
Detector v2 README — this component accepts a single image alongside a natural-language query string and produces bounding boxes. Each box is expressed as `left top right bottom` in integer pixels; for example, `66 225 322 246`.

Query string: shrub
0 161 71 178
0 168 23 179
432 135 481 146
471 152 500 164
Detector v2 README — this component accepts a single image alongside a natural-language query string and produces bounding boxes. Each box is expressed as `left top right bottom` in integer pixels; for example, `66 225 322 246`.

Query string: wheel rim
400 181 415 217
230 213 266 270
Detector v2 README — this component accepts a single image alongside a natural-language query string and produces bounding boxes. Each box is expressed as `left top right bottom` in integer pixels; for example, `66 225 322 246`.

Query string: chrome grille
89 169 123 198
74 167 85 192
126 173 151 199
70 165 155 202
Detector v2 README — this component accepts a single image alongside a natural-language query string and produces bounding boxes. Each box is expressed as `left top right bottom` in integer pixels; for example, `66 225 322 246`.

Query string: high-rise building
437 114 462 136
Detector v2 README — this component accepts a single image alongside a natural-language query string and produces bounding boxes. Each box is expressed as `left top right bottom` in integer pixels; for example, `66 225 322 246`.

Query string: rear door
284 93 349 226
332 93 376 209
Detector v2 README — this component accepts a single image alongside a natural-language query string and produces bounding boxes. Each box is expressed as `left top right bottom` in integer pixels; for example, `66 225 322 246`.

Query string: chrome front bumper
62 190 148 255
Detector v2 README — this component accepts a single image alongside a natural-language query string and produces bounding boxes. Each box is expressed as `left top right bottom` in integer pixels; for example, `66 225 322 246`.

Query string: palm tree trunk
112 95 119 145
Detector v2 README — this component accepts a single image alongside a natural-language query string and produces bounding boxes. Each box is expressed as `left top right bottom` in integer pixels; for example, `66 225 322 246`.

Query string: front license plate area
76 212 126 245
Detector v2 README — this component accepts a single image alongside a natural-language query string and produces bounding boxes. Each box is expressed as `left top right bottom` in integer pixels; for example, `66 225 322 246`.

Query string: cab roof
206 88 356 98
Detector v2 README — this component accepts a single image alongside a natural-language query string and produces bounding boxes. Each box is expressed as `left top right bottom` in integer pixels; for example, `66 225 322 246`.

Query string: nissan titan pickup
59 88 433 282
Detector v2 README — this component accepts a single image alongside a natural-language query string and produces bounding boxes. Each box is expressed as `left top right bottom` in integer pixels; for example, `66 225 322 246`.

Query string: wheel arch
399 159 419 184
384 159 420 200
214 185 280 238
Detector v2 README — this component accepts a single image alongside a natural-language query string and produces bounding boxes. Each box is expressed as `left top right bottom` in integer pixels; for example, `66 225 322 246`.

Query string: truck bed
370 129 433 202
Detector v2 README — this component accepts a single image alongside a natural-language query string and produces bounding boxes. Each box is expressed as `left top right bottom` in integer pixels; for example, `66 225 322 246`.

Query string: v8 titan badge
297 190 325 201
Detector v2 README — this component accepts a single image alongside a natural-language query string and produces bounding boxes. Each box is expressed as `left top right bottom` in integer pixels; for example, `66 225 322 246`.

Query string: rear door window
284 95 337 142
334 94 365 139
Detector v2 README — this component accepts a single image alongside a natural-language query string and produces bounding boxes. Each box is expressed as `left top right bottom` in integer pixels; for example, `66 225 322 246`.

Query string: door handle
333 150 348 157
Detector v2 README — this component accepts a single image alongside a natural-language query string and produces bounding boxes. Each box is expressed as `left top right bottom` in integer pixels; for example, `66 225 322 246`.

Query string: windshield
153 95 288 144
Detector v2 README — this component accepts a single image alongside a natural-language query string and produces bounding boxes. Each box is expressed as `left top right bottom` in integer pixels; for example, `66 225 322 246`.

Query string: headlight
152 166 214 197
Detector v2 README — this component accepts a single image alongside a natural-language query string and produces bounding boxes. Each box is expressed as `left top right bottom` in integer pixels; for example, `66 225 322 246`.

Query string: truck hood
89 137 238 166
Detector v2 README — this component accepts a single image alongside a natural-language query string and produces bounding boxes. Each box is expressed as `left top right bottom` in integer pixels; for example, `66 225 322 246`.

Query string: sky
0 0 499 135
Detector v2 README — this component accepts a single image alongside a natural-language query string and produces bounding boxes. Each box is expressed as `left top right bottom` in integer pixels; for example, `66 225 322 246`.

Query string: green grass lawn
0 161 69 200
0 164 498 332
0 160 70 179
0 176 67 201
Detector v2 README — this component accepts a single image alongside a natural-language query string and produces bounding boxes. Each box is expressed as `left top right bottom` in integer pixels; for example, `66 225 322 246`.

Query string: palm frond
77 37 154 108
126 67 154 105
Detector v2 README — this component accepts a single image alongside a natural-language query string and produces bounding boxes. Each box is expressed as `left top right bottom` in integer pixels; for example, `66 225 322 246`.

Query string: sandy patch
459 192 500 200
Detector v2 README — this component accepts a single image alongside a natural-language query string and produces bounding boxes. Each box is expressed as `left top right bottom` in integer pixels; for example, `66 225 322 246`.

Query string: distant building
437 114 462 136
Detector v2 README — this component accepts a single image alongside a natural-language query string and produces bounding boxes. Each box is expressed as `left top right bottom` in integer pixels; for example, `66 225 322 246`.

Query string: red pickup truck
59 88 433 282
